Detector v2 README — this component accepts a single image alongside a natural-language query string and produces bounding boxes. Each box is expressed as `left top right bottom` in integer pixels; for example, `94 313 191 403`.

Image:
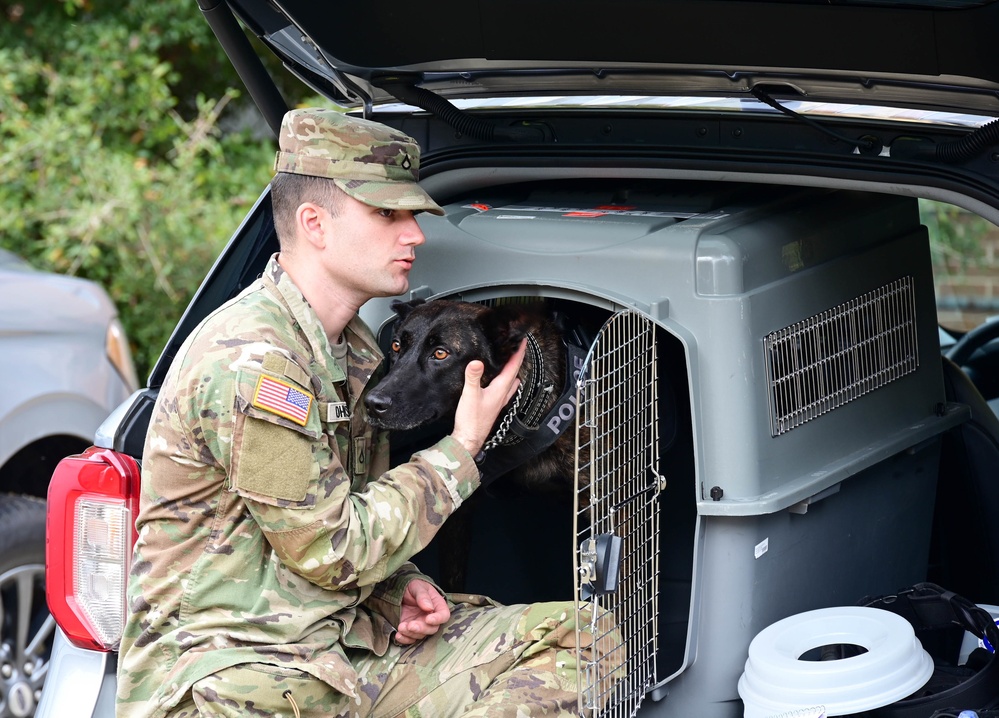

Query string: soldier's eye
391 340 401 352
433 348 449 360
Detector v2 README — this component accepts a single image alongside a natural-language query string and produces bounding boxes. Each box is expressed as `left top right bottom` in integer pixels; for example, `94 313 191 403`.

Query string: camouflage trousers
166 595 616 718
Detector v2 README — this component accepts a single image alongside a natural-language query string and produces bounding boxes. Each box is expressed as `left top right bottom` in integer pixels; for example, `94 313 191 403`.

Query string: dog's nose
365 392 392 416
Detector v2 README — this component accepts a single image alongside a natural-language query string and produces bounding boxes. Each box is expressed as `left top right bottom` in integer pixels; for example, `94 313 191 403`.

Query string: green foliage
0 0 276 380
920 199 989 271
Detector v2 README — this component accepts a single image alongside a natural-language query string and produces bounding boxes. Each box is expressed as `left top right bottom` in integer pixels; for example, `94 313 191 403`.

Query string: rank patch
252 375 313 426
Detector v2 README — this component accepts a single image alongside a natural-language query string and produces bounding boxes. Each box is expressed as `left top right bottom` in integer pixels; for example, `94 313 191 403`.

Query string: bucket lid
738 606 934 718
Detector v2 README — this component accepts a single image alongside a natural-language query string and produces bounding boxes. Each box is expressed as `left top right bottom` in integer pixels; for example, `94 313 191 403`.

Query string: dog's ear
480 305 531 363
390 298 425 321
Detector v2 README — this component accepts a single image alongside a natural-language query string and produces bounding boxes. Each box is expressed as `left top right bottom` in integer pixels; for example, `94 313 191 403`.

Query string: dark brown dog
364 298 587 591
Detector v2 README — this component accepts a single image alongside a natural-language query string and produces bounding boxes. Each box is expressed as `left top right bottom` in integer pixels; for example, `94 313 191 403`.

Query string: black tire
0 494 52 718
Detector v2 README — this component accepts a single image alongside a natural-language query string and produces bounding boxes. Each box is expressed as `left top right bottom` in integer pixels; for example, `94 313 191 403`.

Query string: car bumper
36 629 117 718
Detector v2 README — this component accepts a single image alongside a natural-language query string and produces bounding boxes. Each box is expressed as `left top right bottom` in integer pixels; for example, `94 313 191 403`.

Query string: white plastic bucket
738 606 934 718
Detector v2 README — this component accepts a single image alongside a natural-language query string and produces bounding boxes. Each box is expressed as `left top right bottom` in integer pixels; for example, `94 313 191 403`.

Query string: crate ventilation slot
575 310 663 716
764 276 918 437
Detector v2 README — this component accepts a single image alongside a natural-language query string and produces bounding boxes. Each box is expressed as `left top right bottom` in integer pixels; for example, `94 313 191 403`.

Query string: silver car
0 248 137 718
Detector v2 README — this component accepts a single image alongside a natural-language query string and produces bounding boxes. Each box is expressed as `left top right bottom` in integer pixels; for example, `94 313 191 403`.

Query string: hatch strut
198 0 289 137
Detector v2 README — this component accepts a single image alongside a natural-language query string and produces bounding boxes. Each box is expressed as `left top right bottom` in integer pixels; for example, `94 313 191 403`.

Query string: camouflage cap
274 108 444 216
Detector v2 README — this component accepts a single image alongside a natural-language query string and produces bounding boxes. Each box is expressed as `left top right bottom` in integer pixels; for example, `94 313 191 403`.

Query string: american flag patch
252 375 313 426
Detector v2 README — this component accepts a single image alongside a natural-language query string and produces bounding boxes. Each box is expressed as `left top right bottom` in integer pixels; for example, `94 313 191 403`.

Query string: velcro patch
252 375 314 426
326 401 350 423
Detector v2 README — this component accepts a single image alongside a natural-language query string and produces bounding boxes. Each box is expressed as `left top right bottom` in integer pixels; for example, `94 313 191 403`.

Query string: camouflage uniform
117 109 607 718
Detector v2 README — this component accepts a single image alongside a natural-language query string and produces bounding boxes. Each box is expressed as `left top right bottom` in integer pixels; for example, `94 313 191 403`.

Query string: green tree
920 199 989 271
0 0 277 379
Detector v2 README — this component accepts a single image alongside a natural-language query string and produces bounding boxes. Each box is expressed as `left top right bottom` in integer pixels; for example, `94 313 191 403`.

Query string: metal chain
482 381 524 452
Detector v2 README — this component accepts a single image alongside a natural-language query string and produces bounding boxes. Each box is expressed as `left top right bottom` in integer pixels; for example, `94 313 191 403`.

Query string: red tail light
46 446 141 651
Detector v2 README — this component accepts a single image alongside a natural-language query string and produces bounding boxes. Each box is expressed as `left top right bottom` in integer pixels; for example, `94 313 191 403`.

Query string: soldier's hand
394 579 450 646
450 339 526 457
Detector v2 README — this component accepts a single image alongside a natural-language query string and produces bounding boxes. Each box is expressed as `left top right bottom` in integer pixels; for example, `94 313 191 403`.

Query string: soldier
117 108 613 718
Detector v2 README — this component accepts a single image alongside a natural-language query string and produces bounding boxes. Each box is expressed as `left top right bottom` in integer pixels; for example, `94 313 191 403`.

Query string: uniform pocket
232 412 318 503
191 663 343 717
230 368 323 506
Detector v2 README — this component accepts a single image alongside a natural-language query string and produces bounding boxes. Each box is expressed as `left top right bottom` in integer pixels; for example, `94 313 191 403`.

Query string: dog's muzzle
364 392 392 424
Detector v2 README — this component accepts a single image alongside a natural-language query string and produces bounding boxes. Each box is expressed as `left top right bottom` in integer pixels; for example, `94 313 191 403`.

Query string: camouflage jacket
116 254 480 718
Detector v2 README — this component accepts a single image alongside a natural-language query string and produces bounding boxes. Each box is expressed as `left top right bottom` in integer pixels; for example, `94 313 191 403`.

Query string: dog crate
364 180 963 717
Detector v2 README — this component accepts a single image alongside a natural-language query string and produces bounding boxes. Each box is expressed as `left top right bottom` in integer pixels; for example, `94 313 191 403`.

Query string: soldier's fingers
488 339 526 402
398 619 439 641
423 592 450 625
497 339 527 382
464 359 485 387
411 580 441 612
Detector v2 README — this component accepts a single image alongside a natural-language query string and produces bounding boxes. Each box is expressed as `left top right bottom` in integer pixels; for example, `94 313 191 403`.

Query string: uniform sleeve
223 362 481 593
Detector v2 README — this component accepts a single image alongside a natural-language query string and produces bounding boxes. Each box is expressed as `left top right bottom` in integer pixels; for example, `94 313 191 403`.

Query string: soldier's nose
365 393 392 416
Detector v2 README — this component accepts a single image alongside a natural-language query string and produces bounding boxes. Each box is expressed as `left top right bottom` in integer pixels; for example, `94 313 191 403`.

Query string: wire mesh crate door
574 310 663 717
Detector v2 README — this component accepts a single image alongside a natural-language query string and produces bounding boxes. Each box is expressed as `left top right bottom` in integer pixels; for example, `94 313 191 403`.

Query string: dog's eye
390 340 401 353
433 349 449 360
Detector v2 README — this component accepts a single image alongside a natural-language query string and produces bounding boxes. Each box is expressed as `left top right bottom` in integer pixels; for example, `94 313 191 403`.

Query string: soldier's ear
296 202 330 251
390 298 424 321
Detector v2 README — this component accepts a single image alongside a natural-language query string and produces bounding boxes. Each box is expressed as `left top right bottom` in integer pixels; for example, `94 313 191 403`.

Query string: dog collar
481 333 552 452
517 333 555 428
476 336 589 486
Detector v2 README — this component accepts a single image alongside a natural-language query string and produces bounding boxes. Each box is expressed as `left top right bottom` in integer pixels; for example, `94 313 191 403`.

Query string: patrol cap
274 108 444 216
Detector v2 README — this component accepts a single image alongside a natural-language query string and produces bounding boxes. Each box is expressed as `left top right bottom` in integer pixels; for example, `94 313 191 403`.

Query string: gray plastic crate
361 183 958 717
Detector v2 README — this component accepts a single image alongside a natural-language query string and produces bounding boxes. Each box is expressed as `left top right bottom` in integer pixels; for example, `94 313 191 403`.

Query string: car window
924 198 998 337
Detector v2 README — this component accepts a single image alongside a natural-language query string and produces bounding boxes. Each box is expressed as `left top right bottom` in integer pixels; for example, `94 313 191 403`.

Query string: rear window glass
924 199 999 333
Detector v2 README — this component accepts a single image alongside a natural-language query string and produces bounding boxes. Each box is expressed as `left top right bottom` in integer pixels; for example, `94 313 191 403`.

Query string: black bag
859 583 999 718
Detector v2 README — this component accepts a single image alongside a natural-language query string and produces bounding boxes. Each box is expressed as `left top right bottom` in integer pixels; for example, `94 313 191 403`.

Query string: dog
364 298 588 592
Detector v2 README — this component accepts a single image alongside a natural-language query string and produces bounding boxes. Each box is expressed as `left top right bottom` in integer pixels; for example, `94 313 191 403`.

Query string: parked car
0 248 137 718
38 1 999 717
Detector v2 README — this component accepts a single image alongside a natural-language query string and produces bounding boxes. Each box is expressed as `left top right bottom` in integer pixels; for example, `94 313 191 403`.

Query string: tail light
46 446 141 651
